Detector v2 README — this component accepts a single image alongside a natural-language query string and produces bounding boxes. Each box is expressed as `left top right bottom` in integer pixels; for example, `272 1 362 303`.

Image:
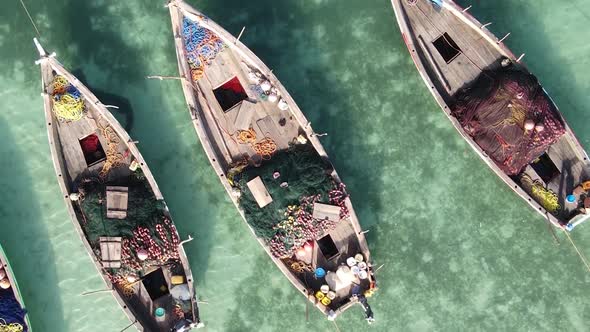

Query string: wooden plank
256 115 289 149
205 50 236 88
234 100 257 131
106 186 129 219
246 176 272 208
313 203 341 222
99 237 122 268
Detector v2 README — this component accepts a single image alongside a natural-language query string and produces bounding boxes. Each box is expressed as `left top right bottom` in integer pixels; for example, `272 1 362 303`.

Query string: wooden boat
167 0 377 321
0 244 31 331
391 0 590 231
34 38 202 332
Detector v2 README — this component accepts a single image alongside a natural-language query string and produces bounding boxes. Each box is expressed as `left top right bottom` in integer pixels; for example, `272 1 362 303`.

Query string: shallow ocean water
0 0 589 331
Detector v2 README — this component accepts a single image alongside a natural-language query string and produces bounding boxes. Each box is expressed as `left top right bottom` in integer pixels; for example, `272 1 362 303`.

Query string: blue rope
182 18 225 72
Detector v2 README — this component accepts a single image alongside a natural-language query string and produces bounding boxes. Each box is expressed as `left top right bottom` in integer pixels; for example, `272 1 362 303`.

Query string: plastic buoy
566 194 576 203
0 268 5 280
0 278 10 289
315 267 326 278
524 119 535 131
137 249 149 261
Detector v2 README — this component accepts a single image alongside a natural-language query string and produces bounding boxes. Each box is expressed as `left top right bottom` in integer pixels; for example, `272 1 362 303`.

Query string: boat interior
40 59 197 331
171 3 375 317
396 0 590 226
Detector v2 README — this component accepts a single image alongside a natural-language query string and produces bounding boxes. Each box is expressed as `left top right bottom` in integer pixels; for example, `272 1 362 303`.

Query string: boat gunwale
390 0 590 229
0 244 32 331
168 0 374 318
37 53 198 331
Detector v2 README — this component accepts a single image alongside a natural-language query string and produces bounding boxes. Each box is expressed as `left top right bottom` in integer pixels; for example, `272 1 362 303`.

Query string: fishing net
235 144 350 257
49 75 86 122
77 170 166 244
0 289 27 332
76 170 181 279
182 17 225 81
452 66 565 175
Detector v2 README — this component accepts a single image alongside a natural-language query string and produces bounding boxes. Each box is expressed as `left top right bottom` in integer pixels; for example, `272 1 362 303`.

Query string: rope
182 18 225 81
236 128 277 160
564 231 590 274
98 123 124 179
18 0 40 38
237 128 256 144
50 76 86 122
0 319 23 332
253 137 277 160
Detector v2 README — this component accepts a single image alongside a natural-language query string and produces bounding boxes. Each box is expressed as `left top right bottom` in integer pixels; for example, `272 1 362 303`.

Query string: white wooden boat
167 0 377 321
34 38 202 331
0 244 31 331
391 0 590 231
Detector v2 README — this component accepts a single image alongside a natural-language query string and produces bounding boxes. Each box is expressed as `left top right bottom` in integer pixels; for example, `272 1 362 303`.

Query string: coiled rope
236 128 277 160
50 75 86 122
98 123 124 179
182 18 225 81
0 319 23 332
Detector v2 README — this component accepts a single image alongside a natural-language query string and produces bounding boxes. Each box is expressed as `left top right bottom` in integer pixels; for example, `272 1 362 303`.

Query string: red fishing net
452 67 565 175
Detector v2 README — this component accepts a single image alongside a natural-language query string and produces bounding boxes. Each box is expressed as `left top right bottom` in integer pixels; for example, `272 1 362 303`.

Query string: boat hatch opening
317 234 339 261
79 133 106 167
142 268 170 300
530 153 560 183
214 76 248 112
432 33 462 64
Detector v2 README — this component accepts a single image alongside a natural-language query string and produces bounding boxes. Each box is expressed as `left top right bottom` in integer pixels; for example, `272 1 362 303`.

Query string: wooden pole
147 75 183 80
235 26 246 44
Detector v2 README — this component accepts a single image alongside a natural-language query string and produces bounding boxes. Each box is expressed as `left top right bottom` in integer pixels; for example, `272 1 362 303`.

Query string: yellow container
171 275 185 285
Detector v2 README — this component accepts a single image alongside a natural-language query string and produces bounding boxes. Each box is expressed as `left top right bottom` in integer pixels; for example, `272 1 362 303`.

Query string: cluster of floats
4 0 587 331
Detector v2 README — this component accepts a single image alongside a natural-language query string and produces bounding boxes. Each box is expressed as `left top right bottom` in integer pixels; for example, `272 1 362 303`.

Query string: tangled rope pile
182 18 225 81
0 319 23 332
0 294 26 332
49 75 86 122
236 128 277 160
520 174 560 214
98 123 124 179
237 128 257 144
253 138 277 160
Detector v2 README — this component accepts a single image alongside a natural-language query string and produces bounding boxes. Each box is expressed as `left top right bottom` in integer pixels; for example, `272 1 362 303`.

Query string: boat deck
39 53 198 330
399 0 504 96
394 0 590 226
197 48 300 170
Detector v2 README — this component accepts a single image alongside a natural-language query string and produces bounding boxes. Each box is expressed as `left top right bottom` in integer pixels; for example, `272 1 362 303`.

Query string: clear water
0 0 589 331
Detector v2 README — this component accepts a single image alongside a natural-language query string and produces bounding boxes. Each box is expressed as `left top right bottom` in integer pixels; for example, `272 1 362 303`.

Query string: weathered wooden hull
36 43 199 331
391 0 590 230
168 0 375 319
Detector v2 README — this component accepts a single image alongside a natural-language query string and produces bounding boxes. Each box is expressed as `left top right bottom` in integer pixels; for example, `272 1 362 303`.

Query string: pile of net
76 170 180 280
0 288 27 331
182 17 225 81
235 144 350 258
49 75 86 122
452 67 565 175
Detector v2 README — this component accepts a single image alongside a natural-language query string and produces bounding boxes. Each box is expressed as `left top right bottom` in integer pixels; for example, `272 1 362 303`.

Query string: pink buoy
304 242 313 253
524 119 535 131
535 123 545 132
137 249 149 261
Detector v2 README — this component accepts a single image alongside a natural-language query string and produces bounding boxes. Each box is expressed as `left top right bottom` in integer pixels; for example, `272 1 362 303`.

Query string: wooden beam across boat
34 38 202 331
391 0 590 231
167 0 377 322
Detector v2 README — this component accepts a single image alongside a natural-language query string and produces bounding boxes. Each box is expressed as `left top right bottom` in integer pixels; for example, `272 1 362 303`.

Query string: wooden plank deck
171 1 376 319
392 0 590 227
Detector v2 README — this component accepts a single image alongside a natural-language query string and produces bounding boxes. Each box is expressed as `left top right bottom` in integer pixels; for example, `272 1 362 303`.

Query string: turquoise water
0 0 589 331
